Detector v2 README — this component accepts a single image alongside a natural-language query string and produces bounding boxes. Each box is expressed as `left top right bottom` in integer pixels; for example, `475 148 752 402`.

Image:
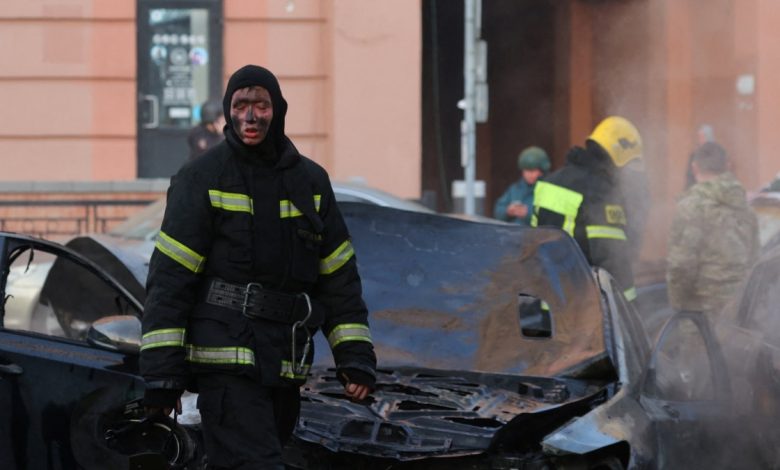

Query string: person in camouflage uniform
666 142 759 313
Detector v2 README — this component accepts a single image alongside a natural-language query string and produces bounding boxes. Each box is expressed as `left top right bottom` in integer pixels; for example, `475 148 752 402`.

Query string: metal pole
461 0 477 215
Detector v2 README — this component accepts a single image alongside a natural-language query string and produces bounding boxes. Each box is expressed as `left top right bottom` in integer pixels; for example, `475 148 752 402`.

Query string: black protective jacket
532 142 636 300
140 66 376 396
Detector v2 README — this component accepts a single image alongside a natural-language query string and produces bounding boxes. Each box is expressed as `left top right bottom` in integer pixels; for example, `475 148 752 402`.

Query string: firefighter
140 65 376 469
531 116 641 302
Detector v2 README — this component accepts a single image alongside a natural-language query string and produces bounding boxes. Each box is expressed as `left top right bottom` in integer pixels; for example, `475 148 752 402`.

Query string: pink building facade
0 0 422 199
4 0 780 260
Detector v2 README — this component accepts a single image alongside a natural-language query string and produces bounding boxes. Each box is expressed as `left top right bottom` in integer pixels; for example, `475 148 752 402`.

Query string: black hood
566 140 617 181
222 65 288 154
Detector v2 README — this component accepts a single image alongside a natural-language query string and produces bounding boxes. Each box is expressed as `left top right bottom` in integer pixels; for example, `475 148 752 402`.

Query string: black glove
337 368 376 390
142 388 183 409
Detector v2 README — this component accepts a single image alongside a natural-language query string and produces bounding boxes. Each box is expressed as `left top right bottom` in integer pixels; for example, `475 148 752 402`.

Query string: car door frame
0 232 145 469
136 0 224 178
638 310 733 469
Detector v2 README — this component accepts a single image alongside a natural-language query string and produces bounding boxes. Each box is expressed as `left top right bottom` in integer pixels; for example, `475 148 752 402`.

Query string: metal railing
0 199 158 238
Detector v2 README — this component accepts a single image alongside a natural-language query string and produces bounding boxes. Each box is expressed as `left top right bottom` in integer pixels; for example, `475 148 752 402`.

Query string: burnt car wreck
0 203 758 469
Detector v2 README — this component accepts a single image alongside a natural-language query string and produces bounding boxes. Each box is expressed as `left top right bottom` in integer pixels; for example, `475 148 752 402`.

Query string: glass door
137 0 223 178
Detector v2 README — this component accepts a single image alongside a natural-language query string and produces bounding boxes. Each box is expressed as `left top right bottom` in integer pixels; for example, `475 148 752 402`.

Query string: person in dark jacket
531 116 641 302
493 146 550 225
140 65 376 469
186 99 225 161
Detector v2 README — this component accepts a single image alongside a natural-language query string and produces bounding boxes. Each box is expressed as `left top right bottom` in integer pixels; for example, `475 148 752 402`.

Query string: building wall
0 0 422 199
327 0 421 195
5 0 780 253
756 0 780 189
0 1 136 181
0 180 167 239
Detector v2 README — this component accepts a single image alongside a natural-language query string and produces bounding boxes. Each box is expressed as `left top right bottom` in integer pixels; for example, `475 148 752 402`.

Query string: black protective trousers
196 374 301 470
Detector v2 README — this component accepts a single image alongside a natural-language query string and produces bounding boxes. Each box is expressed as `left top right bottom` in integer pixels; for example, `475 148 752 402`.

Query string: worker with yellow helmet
531 116 642 302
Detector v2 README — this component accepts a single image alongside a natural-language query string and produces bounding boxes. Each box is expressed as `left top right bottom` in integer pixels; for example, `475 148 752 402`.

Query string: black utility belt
204 278 310 325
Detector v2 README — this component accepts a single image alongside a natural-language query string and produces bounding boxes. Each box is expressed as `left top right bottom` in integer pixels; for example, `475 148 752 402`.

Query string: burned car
0 203 748 469
283 205 741 469
711 243 780 468
0 235 157 469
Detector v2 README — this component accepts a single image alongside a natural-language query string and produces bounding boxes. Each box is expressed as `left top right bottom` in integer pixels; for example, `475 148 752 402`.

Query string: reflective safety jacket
531 144 637 301
140 137 376 390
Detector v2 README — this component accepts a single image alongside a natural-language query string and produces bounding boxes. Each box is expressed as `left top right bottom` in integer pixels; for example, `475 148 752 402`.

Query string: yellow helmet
588 116 642 167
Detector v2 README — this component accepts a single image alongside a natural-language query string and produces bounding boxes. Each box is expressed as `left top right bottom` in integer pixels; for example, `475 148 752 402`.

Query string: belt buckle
242 282 263 317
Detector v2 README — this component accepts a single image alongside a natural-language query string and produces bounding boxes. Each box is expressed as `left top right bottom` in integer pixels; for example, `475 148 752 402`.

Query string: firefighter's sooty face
230 86 273 146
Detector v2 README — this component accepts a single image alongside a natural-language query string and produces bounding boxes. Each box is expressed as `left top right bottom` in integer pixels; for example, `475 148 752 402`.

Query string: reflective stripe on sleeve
319 240 355 275
208 190 253 214
586 225 628 241
280 360 310 380
185 345 255 365
623 287 637 302
532 181 584 236
327 323 372 349
155 231 206 273
280 195 322 218
141 328 186 351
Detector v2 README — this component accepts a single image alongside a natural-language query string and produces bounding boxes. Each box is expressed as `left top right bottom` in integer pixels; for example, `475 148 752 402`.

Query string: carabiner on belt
291 292 313 376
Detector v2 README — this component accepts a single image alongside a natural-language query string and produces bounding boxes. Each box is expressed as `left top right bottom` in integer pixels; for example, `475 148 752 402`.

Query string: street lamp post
459 0 487 216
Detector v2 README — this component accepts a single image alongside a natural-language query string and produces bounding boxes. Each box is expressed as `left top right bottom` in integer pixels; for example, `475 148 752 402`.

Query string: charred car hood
297 367 607 461
297 204 611 460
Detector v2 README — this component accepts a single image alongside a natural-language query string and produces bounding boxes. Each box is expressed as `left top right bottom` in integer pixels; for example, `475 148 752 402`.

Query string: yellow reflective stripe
280 360 310 379
623 287 637 302
320 240 355 274
533 181 584 236
140 328 186 351
155 231 206 273
280 195 322 218
279 200 298 218
586 225 627 241
208 190 253 214
328 323 372 348
185 345 255 365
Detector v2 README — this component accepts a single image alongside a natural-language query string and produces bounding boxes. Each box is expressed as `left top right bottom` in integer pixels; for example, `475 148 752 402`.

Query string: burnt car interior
0 235 150 470
2 240 141 340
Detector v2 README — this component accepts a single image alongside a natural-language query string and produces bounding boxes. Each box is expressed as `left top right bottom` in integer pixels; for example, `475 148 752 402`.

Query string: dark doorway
137 0 223 178
481 0 557 216
421 0 464 213
421 0 558 216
